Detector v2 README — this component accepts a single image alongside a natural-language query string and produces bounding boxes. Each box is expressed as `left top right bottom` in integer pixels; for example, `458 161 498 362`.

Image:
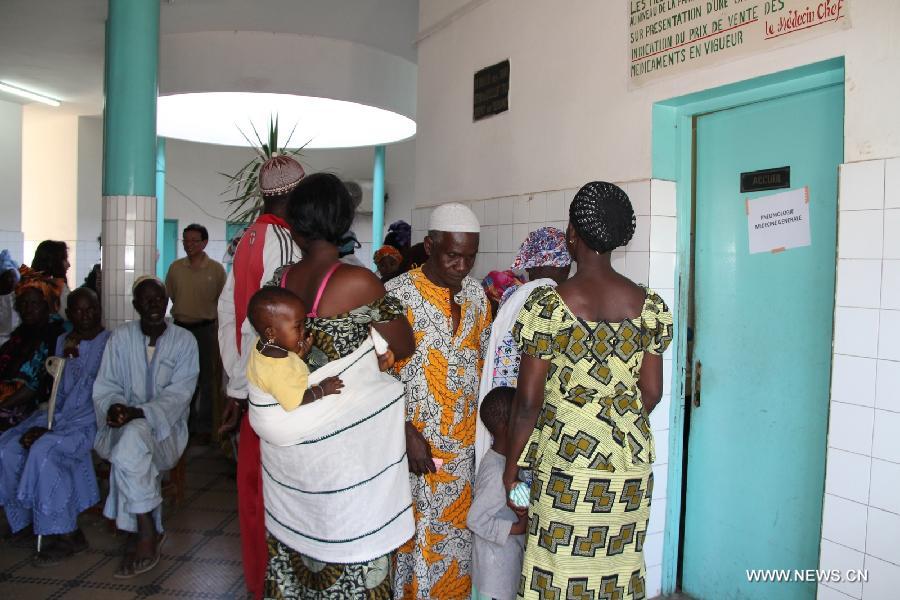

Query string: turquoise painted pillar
371 145 386 269
155 138 166 278
101 0 159 326
103 0 158 196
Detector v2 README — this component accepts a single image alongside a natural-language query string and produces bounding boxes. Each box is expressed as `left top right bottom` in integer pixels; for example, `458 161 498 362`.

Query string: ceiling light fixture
157 92 416 149
0 81 61 107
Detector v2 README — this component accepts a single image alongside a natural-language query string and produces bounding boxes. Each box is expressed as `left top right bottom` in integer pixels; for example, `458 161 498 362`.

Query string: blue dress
0 330 110 535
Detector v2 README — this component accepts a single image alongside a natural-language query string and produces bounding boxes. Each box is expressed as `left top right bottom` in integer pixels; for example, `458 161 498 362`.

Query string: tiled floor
1 444 694 599
0 445 247 599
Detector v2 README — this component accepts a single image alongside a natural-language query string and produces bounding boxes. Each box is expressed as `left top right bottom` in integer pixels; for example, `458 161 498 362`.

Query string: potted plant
221 115 305 223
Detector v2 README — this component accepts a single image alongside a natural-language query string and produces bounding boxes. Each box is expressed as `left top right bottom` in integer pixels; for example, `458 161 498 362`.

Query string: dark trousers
175 320 223 437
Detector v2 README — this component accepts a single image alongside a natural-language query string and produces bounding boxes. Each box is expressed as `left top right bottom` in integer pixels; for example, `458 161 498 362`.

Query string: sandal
113 531 166 579
32 530 89 568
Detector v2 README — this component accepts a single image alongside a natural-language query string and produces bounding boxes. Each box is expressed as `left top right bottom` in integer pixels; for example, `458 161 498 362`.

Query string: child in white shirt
467 386 527 600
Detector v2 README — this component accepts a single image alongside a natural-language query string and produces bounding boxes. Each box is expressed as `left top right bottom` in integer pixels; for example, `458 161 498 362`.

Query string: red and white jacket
217 215 299 399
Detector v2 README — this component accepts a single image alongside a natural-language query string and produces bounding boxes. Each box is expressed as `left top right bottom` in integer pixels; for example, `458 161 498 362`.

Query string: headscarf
510 226 572 270
374 245 402 264
259 154 306 197
0 250 20 282
482 270 524 307
384 220 412 250
428 203 480 233
569 181 636 254
15 266 63 312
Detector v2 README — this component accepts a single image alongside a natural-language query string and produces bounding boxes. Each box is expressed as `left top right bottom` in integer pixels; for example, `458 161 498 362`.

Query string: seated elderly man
0 288 109 566
93 276 198 578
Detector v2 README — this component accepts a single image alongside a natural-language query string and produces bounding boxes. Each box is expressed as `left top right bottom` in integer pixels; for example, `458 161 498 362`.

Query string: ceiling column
101 0 159 326
371 144 386 267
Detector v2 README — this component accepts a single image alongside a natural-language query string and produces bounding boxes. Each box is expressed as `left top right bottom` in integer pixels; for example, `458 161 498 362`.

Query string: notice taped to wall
747 187 810 254
629 0 850 86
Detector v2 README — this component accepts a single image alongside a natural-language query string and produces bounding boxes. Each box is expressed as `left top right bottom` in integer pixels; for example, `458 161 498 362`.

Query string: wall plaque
741 166 791 192
473 59 509 121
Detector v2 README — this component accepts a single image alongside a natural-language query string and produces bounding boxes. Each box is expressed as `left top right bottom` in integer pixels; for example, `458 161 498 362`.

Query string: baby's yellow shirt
246 343 310 411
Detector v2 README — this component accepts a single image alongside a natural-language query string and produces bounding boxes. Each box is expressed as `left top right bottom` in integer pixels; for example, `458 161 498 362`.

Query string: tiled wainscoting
412 179 678 597
101 195 157 327
820 157 900 600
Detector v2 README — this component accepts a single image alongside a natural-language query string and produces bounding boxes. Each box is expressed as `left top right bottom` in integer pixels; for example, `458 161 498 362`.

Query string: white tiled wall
412 179 679 598
101 195 157 328
75 238 101 286
821 157 900 600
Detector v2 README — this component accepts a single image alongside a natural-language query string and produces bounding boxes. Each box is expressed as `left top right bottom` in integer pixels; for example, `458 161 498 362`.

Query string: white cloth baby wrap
248 331 414 564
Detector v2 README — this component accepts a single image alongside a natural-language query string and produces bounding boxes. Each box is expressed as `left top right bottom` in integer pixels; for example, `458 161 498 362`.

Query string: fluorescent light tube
0 81 61 107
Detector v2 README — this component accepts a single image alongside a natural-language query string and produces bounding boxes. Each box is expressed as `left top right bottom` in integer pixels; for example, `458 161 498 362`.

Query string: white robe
474 278 556 471
93 320 199 532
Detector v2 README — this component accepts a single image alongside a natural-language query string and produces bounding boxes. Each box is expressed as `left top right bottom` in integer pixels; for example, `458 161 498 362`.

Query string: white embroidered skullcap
132 275 166 294
428 202 481 233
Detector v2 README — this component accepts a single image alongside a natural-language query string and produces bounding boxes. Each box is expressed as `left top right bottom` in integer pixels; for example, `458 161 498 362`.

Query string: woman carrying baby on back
250 172 416 599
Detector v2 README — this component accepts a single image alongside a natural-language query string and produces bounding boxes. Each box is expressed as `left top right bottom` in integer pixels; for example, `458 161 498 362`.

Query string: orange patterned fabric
15 266 63 312
386 268 492 599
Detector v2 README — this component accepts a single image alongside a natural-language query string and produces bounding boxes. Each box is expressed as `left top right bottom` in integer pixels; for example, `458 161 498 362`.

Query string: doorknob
693 361 702 407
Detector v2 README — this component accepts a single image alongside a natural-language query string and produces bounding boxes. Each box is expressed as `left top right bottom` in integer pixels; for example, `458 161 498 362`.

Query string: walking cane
36 356 66 554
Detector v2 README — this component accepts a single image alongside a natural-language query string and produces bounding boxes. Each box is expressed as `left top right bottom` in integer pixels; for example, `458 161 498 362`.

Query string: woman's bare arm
502 354 550 491
637 352 663 413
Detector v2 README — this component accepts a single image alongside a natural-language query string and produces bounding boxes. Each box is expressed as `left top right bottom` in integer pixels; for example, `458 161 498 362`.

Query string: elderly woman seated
0 267 66 431
0 288 109 566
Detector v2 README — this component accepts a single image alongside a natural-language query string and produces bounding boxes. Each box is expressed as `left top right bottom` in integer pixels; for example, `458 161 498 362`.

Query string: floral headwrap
374 245 402 264
482 270 524 307
15 265 63 312
510 226 571 270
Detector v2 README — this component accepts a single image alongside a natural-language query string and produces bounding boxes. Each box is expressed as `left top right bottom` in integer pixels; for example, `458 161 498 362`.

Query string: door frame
650 57 845 595
162 218 179 277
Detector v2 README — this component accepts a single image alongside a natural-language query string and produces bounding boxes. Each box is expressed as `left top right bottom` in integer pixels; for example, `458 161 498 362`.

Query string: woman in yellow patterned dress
503 182 673 600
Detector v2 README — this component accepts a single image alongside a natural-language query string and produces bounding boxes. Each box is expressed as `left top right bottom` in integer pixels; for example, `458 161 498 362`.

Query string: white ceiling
0 0 419 115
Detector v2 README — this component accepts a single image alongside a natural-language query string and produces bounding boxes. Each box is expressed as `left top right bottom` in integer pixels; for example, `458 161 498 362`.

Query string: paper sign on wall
746 187 810 254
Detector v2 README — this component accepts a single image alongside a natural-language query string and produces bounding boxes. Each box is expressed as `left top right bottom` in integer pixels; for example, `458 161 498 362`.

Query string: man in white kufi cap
93 276 199 577
386 202 491 597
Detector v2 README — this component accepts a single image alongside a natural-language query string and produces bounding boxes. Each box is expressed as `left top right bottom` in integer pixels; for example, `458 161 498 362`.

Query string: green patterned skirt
520 465 653 600
265 534 393 600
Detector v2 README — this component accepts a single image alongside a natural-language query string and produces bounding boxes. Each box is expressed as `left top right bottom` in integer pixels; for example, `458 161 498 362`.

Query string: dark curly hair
569 182 636 254
286 173 356 246
480 386 515 436
183 223 209 241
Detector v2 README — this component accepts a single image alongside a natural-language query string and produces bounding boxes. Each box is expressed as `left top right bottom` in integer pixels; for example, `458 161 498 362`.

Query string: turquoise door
225 221 249 273
680 83 843 599
162 219 178 276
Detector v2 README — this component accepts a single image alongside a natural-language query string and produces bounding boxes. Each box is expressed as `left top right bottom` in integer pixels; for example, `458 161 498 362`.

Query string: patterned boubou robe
386 268 492 600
